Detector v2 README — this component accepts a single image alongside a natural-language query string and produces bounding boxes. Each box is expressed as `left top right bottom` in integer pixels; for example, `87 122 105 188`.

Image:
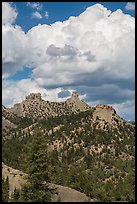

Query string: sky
2 2 135 121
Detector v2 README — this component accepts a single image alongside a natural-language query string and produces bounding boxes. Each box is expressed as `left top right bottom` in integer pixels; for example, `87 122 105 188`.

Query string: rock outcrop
66 91 90 112
3 92 130 130
6 92 91 119
96 104 115 111
92 104 125 129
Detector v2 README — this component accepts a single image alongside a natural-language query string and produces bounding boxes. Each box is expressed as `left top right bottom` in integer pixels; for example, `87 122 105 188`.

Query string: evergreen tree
11 187 20 202
20 130 54 202
2 176 9 202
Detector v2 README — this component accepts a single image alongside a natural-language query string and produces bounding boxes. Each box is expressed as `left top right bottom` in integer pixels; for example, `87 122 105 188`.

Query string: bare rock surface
2 163 91 202
50 183 90 202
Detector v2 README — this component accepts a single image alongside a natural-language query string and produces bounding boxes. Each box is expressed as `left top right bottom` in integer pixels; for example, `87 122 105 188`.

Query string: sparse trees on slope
2 176 9 202
20 130 54 202
11 187 21 202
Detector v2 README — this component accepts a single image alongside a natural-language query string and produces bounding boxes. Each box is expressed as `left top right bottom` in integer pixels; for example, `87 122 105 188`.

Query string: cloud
46 44 78 57
2 3 135 120
27 2 43 11
2 24 29 77
3 77 135 121
112 100 135 121
2 78 73 107
46 44 95 61
45 11 49 19
26 5 134 89
74 84 135 121
2 2 18 25
27 3 48 19
58 90 71 98
76 84 134 106
2 79 45 107
31 11 42 19
125 2 135 10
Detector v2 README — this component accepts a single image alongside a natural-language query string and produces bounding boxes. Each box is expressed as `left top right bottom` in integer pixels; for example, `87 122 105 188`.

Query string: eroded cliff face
66 91 90 111
92 104 125 129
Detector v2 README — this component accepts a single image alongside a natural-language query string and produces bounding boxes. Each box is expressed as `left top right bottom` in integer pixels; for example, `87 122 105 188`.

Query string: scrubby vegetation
2 108 135 202
2 176 10 202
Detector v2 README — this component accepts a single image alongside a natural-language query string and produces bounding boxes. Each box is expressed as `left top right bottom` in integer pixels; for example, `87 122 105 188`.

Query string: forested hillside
2 93 135 202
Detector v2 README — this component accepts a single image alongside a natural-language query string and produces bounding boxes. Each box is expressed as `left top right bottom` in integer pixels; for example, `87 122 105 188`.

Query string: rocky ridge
6 92 91 119
2 91 132 133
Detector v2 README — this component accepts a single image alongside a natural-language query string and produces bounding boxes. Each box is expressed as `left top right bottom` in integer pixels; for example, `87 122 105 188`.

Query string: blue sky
14 2 135 32
2 2 135 121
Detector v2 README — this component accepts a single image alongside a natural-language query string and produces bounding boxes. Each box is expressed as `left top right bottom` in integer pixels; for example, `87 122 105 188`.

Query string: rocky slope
2 91 131 133
2 117 17 129
2 92 135 202
2 163 91 202
6 92 91 119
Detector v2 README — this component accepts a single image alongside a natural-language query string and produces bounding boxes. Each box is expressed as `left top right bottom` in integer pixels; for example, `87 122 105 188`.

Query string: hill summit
2 91 131 129
6 92 91 119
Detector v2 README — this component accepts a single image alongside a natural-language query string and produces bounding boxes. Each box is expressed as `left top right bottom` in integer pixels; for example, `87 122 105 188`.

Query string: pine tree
20 130 54 202
2 176 9 202
11 187 20 201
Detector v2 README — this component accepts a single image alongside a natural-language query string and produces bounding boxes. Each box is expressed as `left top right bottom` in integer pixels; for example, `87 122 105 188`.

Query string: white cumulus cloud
125 2 135 10
27 2 43 11
2 2 18 25
26 4 134 88
32 11 42 19
2 24 29 77
2 78 74 107
45 11 49 19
